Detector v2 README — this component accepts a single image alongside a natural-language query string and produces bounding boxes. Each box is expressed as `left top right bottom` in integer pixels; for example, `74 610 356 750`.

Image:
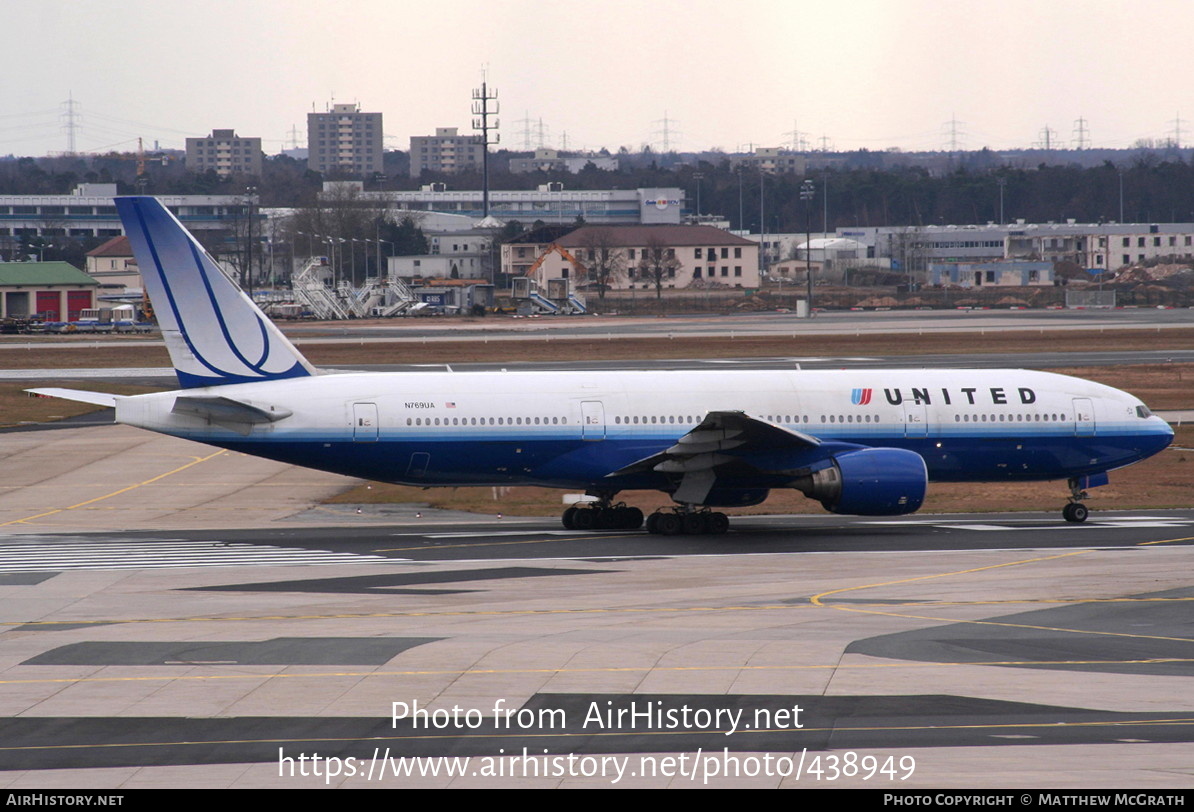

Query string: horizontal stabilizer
25 388 123 408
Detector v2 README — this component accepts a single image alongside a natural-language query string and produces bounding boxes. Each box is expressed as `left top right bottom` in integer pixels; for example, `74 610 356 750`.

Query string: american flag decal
851 388 872 405
445 402 456 408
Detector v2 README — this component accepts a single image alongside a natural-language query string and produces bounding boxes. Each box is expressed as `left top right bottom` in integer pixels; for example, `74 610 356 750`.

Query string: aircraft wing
608 410 822 503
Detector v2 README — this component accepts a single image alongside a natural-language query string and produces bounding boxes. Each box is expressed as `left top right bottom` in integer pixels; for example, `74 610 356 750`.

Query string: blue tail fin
116 196 316 389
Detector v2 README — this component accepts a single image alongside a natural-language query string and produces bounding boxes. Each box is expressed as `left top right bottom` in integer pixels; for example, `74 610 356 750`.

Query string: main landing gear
559 495 730 535
1062 477 1089 523
562 501 644 530
645 507 729 536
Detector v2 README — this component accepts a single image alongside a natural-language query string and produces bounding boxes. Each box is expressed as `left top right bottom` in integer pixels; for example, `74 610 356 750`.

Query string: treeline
4 149 1194 232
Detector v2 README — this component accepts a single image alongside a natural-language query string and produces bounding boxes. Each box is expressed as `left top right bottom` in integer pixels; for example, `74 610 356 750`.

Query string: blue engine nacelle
799 447 927 516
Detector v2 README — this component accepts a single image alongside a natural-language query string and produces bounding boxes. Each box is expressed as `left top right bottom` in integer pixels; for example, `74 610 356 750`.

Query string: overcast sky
3 0 1190 157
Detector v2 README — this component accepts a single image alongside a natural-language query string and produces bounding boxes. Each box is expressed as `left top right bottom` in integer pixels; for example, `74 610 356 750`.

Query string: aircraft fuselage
114 367 1173 494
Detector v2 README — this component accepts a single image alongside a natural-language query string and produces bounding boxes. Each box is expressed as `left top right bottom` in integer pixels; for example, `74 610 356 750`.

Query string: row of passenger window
616 415 699 424
407 416 570 426
406 412 1071 429
614 414 871 425
954 413 1068 423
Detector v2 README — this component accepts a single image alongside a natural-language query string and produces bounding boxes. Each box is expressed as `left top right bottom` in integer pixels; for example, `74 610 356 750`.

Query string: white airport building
0 184 259 241
343 184 686 225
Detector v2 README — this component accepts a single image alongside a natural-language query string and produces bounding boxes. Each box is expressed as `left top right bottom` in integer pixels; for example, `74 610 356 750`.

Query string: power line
652 111 680 152
1034 125 1057 150
1072 117 1090 149
514 110 535 150
941 114 966 152
783 119 808 151
1167 111 1187 148
60 94 81 155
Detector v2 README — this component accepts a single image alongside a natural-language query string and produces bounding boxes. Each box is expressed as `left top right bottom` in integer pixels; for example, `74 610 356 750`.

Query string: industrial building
0 262 97 321
835 221 1194 273
929 260 1054 288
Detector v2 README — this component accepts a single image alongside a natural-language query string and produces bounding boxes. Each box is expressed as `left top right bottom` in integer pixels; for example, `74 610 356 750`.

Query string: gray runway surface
1 424 1194 787
3 348 1193 389
2 312 1193 788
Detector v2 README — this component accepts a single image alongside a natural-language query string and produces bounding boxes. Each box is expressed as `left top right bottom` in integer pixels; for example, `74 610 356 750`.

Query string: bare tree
635 234 681 310
575 227 626 299
285 183 382 285
884 226 931 291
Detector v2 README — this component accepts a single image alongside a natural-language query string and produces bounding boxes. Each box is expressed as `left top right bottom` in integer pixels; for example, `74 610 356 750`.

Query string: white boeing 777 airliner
31 198 1174 534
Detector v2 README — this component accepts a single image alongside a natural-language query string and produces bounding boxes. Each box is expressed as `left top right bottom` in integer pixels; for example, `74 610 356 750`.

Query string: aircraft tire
681 513 706 535
620 506 644 529
1063 503 1089 523
707 512 730 535
573 508 596 530
562 506 578 530
655 513 682 536
646 512 661 534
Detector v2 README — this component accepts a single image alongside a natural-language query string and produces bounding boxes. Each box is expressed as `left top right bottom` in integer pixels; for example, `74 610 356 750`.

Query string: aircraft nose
1146 416 1175 453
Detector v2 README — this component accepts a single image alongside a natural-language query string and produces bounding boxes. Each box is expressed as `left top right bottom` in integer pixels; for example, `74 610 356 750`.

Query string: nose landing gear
1062 477 1089 523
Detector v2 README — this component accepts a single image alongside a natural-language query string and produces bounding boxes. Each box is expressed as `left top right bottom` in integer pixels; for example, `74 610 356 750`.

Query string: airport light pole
375 237 393 278
243 187 257 299
736 165 744 231
801 179 815 313
758 170 766 277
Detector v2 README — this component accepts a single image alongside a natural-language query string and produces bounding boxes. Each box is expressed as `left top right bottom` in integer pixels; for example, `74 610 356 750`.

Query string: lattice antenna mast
471 74 500 218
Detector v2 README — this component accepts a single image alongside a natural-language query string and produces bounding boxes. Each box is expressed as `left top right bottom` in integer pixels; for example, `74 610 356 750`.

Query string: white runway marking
861 516 1194 531
0 536 386 572
419 530 581 539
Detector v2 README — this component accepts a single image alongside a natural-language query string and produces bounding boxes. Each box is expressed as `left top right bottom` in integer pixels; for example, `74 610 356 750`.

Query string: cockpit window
1136 405 1153 418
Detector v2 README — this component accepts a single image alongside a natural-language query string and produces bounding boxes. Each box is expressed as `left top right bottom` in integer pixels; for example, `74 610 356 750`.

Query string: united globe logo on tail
850 388 873 405
116 196 315 389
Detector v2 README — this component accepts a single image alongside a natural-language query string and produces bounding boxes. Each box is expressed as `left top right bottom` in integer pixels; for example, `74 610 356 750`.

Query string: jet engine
793 448 927 516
